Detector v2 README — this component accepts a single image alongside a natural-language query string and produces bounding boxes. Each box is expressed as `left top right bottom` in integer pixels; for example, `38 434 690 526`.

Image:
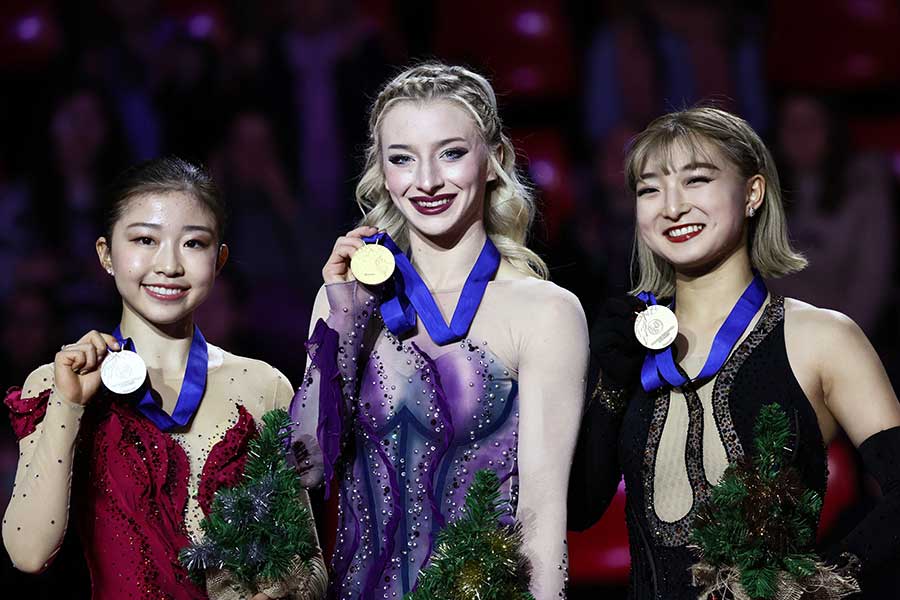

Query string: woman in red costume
2 157 327 599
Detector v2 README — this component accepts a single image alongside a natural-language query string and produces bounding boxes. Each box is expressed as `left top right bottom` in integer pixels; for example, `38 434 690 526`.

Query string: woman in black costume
569 107 900 599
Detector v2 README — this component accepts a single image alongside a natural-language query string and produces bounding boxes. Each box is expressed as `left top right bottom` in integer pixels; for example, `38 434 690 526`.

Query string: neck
407 220 488 291
118 303 194 373
673 247 755 324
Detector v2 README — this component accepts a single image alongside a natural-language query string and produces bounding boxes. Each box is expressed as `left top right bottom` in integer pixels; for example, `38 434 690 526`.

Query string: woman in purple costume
290 63 588 599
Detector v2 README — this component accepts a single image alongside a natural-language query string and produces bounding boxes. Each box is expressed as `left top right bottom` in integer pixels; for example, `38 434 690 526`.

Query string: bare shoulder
21 363 56 397
783 297 867 349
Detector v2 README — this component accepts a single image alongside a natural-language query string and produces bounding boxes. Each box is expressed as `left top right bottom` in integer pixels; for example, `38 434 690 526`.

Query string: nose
154 242 185 277
414 157 444 195
662 186 690 220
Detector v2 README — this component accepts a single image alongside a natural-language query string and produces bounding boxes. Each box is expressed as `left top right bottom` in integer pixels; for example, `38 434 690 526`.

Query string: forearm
519 497 569 600
2 391 84 573
567 376 626 531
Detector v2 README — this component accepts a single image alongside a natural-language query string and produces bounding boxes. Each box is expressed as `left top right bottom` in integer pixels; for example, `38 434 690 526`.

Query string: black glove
589 294 648 390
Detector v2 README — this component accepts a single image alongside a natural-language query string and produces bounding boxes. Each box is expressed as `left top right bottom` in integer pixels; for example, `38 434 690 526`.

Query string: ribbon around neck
363 232 501 345
112 325 208 431
639 273 768 392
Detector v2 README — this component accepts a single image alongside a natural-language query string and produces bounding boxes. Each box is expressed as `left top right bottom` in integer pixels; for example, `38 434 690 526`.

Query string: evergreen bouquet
406 469 535 600
690 404 859 600
179 409 320 596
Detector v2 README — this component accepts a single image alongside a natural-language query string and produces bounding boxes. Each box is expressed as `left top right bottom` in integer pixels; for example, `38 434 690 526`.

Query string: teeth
667 224 704 238
417 198 451 208
145 285 184 296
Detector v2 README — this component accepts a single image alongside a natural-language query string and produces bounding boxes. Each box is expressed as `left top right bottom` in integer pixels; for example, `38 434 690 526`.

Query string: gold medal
350 242 395 285
634 305 679 350
100 349 147 394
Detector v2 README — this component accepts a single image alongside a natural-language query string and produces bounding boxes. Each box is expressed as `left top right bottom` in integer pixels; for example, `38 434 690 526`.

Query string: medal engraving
350 243 395 285
634 305 679 350
101 349 147 394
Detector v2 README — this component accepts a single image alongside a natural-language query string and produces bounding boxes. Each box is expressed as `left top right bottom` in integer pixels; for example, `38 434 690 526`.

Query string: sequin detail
643 297 782 547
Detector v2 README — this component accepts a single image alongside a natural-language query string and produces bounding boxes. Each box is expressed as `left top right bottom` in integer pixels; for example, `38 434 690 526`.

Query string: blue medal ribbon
112 325 208 431
363 232 501 345
639 273 768 392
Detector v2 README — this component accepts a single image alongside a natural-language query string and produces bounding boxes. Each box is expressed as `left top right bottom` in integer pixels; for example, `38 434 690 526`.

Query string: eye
388 154 413 166
636 187 658 197
686 176 712 185
441 147 468 161
184 239 210 249
132 236 155 246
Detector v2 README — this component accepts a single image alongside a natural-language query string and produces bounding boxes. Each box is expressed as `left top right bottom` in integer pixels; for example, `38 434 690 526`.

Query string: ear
96 236 114 275
216 243 229 275
486 144 503 183
746 175 765 216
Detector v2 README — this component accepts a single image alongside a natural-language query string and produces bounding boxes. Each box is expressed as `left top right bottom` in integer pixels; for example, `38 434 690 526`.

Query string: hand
322 225 379 284
249 593 271 600
54 331 120 406
590 295 648 388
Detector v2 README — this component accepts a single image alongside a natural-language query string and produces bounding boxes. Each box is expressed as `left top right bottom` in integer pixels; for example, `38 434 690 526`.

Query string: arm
516 287 589 600
289 280 375 491
2 366 84 573
814 311 900 573
3 331 116 573
568 295 646 530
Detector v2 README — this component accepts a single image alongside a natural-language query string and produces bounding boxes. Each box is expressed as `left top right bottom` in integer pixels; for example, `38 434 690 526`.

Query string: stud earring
748 207 756 218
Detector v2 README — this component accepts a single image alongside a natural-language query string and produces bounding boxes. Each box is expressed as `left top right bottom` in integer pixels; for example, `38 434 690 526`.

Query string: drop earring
748 207 756 218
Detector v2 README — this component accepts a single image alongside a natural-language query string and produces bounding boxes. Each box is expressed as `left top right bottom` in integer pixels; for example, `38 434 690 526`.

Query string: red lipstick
408 193 456 215
663 224 705 243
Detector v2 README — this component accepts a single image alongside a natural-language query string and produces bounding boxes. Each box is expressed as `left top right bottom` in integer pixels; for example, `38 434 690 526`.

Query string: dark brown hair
103 157 226 242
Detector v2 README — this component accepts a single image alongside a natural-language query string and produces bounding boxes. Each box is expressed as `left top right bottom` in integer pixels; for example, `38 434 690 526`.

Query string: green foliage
179 409 318 588
690 404 824 599
406 469 535 600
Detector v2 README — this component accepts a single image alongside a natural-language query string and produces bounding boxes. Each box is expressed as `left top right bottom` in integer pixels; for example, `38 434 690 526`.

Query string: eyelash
131 237 209 249
386 147 469 165
636 187 657 197
687 176 711 185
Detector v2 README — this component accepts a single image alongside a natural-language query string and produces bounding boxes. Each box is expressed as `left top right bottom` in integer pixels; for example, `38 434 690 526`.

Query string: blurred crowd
1 0 899 597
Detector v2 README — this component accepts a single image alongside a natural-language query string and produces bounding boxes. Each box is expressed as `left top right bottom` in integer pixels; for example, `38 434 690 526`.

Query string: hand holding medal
54 330 122 406
323 225 393 285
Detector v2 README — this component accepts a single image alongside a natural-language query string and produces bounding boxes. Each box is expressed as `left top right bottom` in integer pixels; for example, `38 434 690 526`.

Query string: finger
59 349 87 374
79 344 99 373
86 331 113 358
343 225 379 240
99 332 121 351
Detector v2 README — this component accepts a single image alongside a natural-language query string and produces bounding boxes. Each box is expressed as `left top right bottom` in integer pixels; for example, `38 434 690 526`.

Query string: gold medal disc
350 243 396 286
634 305 679 350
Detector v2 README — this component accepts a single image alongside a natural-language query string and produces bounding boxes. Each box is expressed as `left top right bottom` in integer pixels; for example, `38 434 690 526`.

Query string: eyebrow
639 162 720 180
387 137 468 151
126 223 215 234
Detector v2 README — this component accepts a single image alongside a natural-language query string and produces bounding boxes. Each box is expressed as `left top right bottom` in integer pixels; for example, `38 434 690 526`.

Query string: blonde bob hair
355 62 548 279
626 107 806 297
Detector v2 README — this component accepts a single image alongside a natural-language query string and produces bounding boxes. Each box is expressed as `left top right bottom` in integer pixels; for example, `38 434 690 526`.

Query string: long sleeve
2 365 85 574
290 281 375 492
827 426 900 580
515 288 588 599
567 372 628 532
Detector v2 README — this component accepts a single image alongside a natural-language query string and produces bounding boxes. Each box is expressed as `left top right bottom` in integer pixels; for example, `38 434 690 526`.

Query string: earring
748 207 756 218
106 267 114 275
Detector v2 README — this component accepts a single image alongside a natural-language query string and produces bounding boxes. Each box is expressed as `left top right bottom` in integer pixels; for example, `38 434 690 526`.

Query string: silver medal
101 349 147 394
634 305 679 350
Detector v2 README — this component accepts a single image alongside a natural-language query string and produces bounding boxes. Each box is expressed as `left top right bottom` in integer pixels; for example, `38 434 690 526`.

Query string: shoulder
783 297 872 367
21 363 56 397
499 278 587 342
214 348 291 388
783 297 864 344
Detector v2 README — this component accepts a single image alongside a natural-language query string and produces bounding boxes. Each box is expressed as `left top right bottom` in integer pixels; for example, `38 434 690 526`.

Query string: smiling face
634 139 763 273
379 100 495 242
97 191 226 328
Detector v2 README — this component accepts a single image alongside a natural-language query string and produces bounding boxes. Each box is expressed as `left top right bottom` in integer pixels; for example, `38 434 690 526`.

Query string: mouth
663 223 705 243
142 283 189 301
408 193 456 215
